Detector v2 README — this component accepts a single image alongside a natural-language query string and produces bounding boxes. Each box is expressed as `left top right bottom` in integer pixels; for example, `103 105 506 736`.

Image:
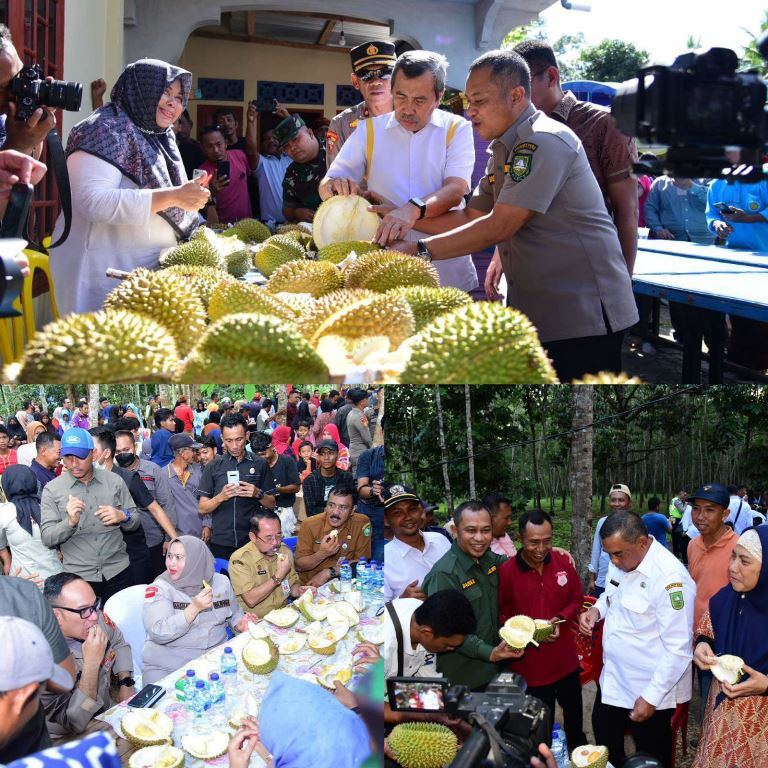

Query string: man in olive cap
326 40 396 167
274 113 325 223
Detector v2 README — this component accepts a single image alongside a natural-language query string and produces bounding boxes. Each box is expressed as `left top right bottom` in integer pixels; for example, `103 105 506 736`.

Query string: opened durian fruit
263 607 300 627
5 209 644 383
121 709 174 747
181 732 229 760
128 745 184 768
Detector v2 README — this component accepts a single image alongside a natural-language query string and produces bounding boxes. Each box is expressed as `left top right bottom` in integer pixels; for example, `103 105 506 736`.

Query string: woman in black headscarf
51 59 211 316
5 417 26 446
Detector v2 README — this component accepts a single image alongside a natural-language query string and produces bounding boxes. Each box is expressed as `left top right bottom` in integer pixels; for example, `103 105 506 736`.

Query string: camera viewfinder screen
389 679 446 712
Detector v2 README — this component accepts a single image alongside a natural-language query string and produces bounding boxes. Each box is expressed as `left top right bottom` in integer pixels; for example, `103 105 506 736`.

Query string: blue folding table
632 240 768 383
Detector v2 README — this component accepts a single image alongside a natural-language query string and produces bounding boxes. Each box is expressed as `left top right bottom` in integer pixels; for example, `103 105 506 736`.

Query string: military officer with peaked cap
326 40 396 167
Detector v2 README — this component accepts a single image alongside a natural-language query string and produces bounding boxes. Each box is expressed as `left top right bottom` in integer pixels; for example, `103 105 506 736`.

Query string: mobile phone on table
217 159 230 179
714 202 736 215
128 684 165 708
227 470 240 486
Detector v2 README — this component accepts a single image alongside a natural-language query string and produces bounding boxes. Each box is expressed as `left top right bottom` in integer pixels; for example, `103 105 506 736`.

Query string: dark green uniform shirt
282 146 326 212
422 541 507 689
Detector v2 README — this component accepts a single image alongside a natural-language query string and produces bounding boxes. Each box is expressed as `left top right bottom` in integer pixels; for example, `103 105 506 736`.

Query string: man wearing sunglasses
41 572 135 739
229 511 314 616
325 40 396 167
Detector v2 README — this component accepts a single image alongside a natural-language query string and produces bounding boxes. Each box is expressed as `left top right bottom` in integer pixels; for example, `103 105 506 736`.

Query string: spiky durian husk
400 302 557 384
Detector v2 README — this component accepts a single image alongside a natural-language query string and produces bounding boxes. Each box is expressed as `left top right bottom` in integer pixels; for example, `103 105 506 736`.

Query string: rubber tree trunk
465 385 476 498
434 385 454 516
570 385 594 587
372 388 384 447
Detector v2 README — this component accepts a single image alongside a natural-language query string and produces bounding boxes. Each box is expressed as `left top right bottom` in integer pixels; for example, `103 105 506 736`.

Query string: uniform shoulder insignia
103 612 116 629
668 590 685 610
509 152 533 182
486 564 497 576
514 142 538 153
326 130 339 152
349 118 360 130
362 522 372 537
665 582 683 590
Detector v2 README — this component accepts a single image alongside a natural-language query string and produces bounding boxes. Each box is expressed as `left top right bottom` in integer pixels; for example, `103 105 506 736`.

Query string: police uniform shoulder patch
665 582 683 591
749 200 759 211
514 142 538 153
363 523 372 537
669 590 685 610
103 612 116 630
510 152 533 182
326 130 339 151
349 118 360 130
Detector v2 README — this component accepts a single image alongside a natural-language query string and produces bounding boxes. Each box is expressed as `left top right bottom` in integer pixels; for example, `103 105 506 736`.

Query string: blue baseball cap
60 427 94 459
690 483 730 509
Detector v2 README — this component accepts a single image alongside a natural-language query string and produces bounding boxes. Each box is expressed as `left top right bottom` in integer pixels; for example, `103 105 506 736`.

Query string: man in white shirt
679 502 700 541
244 103 293 229
579 511 694 768
320 50 478 292
726 484 752 535
383 590 476 726
382 484 450 601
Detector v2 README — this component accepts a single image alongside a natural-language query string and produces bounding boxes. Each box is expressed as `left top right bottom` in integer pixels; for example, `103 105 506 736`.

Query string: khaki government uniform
229 541 300 616
326 101 371 167
468 103 638 343
295 511 372 585
42 613 133 737
141 572 244 685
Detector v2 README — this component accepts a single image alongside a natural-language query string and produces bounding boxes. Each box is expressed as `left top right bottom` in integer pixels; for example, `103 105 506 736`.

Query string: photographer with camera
384 590 477 727
422 501 524 690
579 511 694 768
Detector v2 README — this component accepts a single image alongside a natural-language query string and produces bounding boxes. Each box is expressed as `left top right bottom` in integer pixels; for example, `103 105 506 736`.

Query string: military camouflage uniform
326 102 371 168
282 146 327 213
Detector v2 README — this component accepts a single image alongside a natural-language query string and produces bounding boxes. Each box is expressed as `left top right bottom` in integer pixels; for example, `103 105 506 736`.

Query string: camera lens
40 79 83 112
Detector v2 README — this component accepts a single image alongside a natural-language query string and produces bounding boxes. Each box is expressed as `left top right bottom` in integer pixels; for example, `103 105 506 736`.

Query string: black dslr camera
387 673 550 768
10 63 82 121
611 46 767 182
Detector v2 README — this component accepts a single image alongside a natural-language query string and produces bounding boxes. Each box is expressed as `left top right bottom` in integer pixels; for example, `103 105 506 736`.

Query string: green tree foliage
742 10 768 75
502 18 547 49
577 39 649 83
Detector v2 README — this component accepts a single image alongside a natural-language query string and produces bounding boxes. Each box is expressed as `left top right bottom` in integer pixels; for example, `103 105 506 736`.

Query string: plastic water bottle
182 669 197 709
550 724 568 768
356 558 368 592
191 680 211 717
339 559 353 592
208 672 225 706
367 560 378 598
220 646 238 694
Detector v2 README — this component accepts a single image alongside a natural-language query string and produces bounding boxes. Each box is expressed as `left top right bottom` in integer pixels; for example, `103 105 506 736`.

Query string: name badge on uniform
556 570 568 587
257 570 267 575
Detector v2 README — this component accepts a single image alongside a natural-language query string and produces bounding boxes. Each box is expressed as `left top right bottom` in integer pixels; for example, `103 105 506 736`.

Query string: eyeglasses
326 501 352 513
359 69 393 83
52 598 101 619
257 534 283 544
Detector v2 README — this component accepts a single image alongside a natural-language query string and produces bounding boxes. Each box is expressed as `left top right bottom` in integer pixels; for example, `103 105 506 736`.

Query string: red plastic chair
572 595 604 685
670 701 689 768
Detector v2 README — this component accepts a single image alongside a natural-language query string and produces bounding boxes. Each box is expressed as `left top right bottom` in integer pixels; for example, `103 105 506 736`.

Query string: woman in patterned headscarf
692 526 768 768
50 59 211 316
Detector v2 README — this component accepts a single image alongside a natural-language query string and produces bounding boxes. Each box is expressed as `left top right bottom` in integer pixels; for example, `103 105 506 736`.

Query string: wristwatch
271 575 281 585
408 197 427 220
122 509 132 523
416 239 433 262
119 677 136 688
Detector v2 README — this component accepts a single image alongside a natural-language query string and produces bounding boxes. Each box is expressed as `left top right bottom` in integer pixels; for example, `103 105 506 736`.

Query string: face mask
115 452 135 468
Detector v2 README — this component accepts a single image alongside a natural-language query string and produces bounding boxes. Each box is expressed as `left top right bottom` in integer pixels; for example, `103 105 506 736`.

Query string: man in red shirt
498 509 587 751
0 425 18 475
174 395 195 435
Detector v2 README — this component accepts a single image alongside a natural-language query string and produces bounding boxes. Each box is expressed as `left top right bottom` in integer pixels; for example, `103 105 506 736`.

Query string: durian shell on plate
180 732 229 760
120 709 174 747
128 745 184 768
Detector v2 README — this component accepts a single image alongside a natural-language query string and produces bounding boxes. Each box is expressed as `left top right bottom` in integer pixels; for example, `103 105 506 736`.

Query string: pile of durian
4 198 639 384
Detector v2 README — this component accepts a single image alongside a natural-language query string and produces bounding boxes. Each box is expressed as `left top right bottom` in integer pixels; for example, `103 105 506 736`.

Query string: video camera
611 45 767 182
388 673 550 768
10 63 82 121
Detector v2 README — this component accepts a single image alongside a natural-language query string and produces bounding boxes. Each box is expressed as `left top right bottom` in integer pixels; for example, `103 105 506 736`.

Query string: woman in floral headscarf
51 59 211 316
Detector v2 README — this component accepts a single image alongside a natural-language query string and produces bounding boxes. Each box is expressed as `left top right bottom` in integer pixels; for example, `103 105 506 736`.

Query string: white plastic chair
104 583 148 687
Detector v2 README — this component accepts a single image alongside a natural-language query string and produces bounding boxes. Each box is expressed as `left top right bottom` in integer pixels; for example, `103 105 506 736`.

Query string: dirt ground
553 678 701 767
621 303 766 385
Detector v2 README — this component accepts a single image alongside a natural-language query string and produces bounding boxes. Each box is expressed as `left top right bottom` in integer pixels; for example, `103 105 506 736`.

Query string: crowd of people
0 386 384 765
380 481 768 768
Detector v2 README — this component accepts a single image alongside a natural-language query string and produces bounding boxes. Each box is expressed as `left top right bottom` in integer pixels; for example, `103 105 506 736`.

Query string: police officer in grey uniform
141 536 257 685
325 40 396 168
396 49 639 382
